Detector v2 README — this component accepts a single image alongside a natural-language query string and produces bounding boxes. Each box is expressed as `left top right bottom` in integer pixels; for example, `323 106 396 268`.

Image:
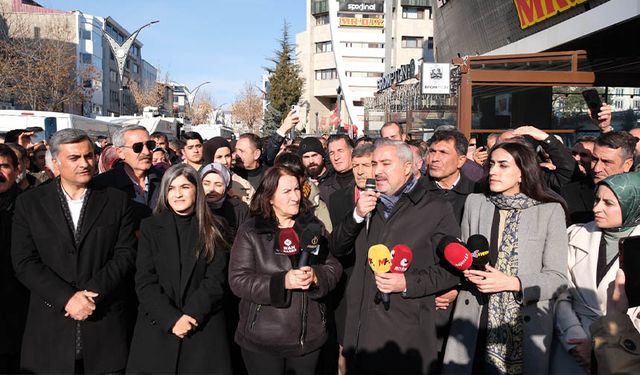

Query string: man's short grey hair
352 143 375 159
374 138 413 164
49 128 91 159
112 125 148 148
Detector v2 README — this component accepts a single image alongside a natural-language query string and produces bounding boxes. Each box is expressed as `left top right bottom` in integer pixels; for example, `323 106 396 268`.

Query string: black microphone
298 223 323 268
364 178 376 232
467 234 490 270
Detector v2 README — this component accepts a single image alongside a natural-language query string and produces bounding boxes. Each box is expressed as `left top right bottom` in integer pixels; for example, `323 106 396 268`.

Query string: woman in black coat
229 166 342 374
127 164 231 374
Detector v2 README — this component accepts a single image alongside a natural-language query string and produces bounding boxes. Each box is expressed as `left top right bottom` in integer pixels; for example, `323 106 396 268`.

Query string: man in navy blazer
11 129 136 374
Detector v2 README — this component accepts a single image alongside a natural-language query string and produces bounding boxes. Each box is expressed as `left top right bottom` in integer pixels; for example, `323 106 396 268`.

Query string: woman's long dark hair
250 165 312 223
484 141 568 211
156 164 227 261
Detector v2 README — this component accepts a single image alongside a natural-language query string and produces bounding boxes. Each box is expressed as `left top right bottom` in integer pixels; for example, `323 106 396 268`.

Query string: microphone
277 227 300 256
467 234 490 270
297 223 323 268
390 244 413 273
368 244 392 310
436 235 464 258
364 178 376 232
443 242 473 272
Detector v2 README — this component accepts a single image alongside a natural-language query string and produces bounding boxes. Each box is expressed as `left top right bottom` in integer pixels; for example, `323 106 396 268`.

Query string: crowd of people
1 103 640 374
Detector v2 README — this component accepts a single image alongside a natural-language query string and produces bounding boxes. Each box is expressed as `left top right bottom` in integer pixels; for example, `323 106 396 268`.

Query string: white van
0 110 121 143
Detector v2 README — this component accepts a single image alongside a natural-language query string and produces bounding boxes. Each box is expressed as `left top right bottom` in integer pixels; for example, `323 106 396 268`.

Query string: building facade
0 0 157 117
432 0 640 134
297 0 433 135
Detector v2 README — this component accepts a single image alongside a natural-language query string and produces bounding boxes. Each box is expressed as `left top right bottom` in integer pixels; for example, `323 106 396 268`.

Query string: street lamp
104 20 159 116
185 81 211 109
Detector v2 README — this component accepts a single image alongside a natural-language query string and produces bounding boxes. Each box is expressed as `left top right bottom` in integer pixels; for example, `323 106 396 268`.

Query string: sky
38 0 307 109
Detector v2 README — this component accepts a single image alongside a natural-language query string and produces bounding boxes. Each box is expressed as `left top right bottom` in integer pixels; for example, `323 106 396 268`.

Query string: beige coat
551 222 640 373
230 173 255 205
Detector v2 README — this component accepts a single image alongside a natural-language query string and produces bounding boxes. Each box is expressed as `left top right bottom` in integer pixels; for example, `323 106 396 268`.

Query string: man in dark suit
327 143 374 374
421 128 480 361
11 129 137 374
331 139 460 374
93 125 162 230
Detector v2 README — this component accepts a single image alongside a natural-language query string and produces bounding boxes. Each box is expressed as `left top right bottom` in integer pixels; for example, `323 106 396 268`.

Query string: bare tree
189 90 215 125
0 6 98 113
231 82 263 134
129 80 165 113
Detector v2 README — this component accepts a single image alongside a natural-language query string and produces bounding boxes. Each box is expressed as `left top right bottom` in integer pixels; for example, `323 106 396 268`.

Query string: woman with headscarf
203 137 255 204
199 162 249 240
553 172 640 374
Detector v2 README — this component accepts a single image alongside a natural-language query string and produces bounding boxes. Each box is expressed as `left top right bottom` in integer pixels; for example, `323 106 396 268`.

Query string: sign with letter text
421 63 450 95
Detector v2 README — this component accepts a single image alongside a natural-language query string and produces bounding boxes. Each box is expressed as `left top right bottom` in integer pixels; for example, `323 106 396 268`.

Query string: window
110 51 114 61
131 45 140 57
133 63 139 73
401 36 423 48
315 69 337 80
342 42 383 49
33 27 40 39
80 29 91 40
110 70 117 82
316 14 330 25
315 41 333 53
402 7 424 19
173 96 180 103
345 71 383 78
80 53 92 64
110 90 119 104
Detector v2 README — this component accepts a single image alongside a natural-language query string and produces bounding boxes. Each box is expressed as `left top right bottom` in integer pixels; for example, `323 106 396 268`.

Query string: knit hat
297 137 324 157
203 137 231 165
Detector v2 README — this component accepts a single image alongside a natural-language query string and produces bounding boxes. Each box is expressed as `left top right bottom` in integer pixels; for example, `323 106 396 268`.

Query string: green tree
262 21 304 135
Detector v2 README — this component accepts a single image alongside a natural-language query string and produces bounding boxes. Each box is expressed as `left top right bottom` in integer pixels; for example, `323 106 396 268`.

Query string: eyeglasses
122 140 156 153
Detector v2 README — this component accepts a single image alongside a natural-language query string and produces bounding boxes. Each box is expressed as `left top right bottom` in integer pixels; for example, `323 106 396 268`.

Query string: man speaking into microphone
331 139 460 374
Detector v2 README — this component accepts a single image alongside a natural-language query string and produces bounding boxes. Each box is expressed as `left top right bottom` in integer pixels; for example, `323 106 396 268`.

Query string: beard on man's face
305 161 324 178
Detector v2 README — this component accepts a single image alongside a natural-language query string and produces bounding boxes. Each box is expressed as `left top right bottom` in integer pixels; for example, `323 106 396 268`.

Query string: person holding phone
553 172 640 373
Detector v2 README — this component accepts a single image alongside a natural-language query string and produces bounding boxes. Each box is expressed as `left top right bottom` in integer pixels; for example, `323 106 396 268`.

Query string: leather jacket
229 213 342 357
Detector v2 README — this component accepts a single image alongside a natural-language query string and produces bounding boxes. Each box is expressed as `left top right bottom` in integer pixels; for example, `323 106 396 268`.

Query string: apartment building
297 0 432 135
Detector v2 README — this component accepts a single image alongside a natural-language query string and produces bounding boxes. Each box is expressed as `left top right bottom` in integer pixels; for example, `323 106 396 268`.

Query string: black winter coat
11 182 137 374
330 180 461 374
229 214 342 357
126 210 230 374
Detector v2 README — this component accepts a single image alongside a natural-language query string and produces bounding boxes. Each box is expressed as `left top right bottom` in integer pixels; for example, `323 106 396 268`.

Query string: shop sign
339 17 384 27
377 59 416 92
514 0 587 29
421 63 450 95
339 1 384 13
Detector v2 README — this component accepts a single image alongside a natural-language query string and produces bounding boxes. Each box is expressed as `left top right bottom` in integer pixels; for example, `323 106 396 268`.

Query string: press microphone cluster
368 243 413 311
440 234 490 272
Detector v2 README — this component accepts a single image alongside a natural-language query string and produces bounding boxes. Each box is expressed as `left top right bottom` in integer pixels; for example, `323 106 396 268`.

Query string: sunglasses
123 140 156 153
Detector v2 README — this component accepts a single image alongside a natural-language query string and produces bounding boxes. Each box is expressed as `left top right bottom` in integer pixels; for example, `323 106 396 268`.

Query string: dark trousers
241 348 320 375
